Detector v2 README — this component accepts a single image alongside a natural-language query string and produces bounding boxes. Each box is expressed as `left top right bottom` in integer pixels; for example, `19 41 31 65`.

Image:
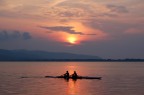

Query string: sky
0 0 144 59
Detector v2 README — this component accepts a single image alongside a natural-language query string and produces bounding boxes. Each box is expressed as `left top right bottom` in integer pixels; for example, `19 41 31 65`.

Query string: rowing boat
45 76 102 80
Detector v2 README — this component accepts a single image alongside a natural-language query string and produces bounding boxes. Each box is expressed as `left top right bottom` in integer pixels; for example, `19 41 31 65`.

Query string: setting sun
67 36 77 44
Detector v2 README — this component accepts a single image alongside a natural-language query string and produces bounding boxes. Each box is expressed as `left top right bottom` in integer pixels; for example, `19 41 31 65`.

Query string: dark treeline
0 49 144 62
0 59 144 62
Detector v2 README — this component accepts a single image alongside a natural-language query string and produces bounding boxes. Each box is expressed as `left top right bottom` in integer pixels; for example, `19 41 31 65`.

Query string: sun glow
67 36 77 44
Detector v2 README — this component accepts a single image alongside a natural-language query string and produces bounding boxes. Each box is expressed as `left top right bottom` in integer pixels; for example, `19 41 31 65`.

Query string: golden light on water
67 79 78 95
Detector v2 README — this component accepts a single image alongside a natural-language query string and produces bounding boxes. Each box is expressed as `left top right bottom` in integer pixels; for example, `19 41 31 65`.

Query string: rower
71 71 78 79
63 71 69 78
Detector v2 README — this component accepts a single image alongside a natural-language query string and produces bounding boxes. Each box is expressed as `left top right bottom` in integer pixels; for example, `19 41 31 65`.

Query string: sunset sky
0 0 144 59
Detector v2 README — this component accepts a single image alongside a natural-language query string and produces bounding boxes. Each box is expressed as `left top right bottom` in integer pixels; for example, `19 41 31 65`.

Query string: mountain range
0 49 101 61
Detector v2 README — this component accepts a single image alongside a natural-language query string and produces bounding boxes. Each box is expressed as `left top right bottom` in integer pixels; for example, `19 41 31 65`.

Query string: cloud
98 13 118 17
45 6 87 20
0 0 132 21
0 0 4 2
40 26 96 35
125 27 144 34
85 19 144 41
106 4 129 13
44 0 131 21
0 30 32 41
22 32 32 39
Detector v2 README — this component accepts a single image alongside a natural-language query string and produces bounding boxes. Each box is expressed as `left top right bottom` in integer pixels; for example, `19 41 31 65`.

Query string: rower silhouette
63 71 69 79
71 71 78 79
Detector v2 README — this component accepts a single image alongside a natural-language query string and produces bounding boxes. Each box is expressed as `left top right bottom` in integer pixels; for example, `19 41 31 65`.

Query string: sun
67 36 77 44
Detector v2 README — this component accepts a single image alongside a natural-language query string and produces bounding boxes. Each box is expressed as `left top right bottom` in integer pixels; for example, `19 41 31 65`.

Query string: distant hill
0 49 101 61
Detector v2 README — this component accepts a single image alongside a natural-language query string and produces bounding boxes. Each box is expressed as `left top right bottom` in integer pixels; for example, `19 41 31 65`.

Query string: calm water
0 62 144 95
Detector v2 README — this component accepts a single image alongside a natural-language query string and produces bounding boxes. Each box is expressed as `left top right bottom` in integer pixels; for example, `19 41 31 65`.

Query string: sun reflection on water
66 79 78 95
64 63 79 95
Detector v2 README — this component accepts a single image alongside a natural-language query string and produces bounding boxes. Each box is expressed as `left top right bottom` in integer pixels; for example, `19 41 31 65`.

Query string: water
0 62 144 95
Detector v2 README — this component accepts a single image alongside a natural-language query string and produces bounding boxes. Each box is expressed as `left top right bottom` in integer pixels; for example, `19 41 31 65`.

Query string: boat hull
45 76 102 80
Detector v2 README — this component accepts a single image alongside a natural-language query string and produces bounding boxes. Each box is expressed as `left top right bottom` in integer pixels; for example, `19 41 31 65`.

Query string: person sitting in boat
63 71 69 78
71 71 78 79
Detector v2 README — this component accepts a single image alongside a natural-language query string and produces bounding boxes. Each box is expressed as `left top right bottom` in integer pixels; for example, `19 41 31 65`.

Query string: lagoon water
0 62 144 95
